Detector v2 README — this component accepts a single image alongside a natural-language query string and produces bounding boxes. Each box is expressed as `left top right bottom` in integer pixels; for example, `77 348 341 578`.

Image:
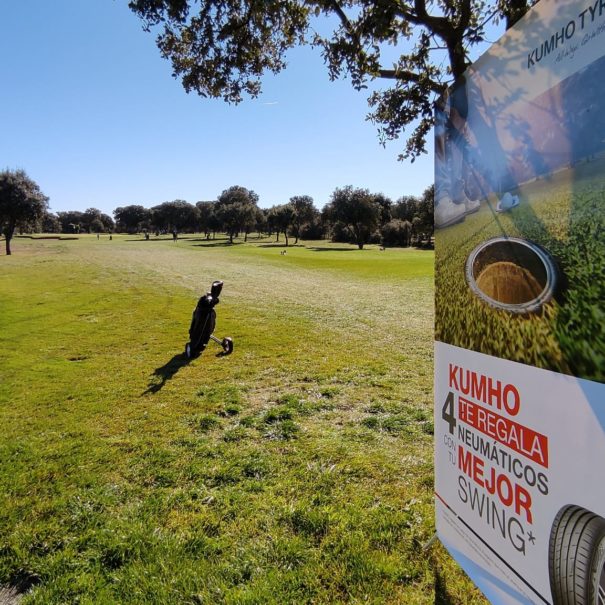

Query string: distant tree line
110 184 434 249
1 169 434 253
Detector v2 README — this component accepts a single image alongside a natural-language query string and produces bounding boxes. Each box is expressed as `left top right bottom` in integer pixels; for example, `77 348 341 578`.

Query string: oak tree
0 169 49 255
114 205 152 233
289 195 316 244
215 185 259 243
324 186 381 249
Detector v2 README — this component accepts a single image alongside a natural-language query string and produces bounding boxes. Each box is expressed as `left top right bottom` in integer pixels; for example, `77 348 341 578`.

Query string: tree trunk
448 37 468 80
353 224 364 250
4 225 14 255
284 231 289 247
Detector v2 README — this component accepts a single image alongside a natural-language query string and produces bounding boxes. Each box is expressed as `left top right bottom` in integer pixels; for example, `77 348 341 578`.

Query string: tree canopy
271 203 296 247
289 195 315 244
324 186 381 250
129 0 535 160
114 205 151 233
0 169 49 255
216 185 259 243
151 200 199 232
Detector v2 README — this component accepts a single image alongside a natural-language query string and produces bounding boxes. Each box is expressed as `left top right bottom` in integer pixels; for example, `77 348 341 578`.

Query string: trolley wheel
221 337 234 355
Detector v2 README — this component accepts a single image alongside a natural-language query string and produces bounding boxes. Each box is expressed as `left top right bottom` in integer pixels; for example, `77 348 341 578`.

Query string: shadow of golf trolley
185 280 233 359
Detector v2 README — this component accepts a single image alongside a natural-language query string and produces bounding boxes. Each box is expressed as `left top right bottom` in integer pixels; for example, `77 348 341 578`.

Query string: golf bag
185 280 233 359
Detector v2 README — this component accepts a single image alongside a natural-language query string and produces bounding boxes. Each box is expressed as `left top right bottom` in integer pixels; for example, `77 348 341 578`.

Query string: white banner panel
434 0 605 603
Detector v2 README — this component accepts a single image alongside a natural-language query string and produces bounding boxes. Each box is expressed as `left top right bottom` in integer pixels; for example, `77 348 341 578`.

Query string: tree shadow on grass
125 237 174 242
192 241 242 248
307 246 361 252
143 352 191 394
256 242 302 248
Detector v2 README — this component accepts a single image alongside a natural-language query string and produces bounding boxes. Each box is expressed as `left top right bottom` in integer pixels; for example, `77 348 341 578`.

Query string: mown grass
0 236 483 604
436 159 605 382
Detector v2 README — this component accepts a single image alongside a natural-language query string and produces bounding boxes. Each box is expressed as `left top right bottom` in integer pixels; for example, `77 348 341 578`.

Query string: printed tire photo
549 505 605 605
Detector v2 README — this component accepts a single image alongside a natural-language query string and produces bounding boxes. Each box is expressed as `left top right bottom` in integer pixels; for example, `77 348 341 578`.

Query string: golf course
0 236 484 603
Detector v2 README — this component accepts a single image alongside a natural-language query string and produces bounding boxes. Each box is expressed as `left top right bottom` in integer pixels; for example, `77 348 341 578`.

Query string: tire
549 505 605 605
221 337 233 355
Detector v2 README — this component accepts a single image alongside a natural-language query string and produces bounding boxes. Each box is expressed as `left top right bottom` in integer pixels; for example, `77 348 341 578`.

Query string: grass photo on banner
435 51 605 383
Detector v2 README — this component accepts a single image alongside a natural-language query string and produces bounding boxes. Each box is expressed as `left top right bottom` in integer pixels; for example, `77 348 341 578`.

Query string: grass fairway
0 235 483 604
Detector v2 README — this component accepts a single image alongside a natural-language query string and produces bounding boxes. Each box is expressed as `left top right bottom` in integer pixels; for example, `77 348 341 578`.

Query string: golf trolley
185 280 233 359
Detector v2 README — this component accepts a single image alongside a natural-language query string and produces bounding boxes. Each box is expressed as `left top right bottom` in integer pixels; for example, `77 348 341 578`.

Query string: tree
265 207 278 239
289 195 315 244
272 203 295 247
80 209 114 234
196 201 216 239
215 186 259 244
39 210 61 234
57 210 84 234
129 0 535 161
393 195 419 223
300 214 325 240
381 219 412 248
253 206 266 239
414 184 434 243
151 200 199 232
324 186 381 250
99 213 115 233
0 169 48 255
390 187 433 244
114 205 151 233
81 208 114 234
372 193 393 227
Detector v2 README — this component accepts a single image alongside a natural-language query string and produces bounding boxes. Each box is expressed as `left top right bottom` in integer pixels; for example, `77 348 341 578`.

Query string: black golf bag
185 280 233 359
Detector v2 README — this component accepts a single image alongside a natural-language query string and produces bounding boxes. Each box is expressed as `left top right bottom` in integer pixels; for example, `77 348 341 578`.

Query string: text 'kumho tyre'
549 505 605 605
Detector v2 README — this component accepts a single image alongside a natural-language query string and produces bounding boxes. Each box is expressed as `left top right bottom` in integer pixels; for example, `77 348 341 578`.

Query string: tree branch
377 68 443 93
327 0 353 32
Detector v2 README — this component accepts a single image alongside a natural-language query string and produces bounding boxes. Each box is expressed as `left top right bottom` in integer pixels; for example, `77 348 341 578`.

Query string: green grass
436 159 605 382
0 235 483 604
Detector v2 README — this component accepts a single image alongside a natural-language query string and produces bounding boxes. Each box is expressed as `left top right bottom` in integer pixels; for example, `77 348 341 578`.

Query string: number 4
442 392 456 434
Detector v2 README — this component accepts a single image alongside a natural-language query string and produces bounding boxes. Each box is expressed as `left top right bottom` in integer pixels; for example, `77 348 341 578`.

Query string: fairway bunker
465 237 558 314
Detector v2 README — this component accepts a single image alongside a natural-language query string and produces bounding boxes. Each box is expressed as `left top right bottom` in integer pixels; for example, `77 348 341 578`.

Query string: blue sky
2 1 437 215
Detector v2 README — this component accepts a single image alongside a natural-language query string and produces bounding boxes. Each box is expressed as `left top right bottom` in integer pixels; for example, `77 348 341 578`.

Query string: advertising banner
434 1 605 603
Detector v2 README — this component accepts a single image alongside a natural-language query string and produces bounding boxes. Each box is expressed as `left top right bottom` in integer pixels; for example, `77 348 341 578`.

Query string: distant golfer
172 229 178 242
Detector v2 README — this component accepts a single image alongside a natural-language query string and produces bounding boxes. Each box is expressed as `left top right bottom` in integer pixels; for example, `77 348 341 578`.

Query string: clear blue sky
1 1 437 215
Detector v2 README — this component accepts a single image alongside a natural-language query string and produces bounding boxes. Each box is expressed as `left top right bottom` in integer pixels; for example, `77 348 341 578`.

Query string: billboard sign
434 0 605 603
